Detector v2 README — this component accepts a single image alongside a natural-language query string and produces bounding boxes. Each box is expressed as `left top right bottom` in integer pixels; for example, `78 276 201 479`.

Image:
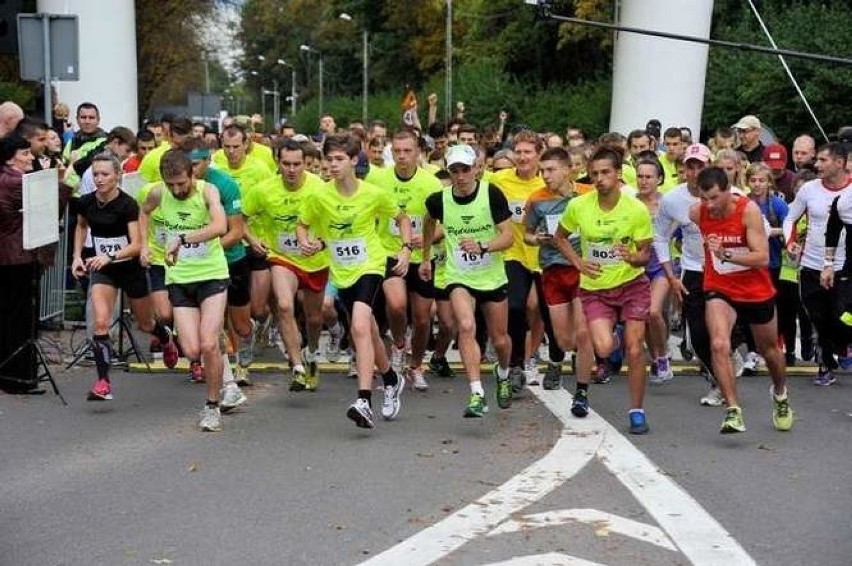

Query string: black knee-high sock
93 334 112 381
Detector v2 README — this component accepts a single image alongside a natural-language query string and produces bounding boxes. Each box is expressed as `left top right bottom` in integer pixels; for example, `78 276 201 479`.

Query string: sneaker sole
463 409 486 418
200 423 223 432
720 425 746 434
220 395 247 413
87 391 112 401
629 423 649 434
347 406 374 428
289 382 307 392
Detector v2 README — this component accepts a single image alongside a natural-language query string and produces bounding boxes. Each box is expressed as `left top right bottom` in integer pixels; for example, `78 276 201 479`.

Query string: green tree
703 1 852 142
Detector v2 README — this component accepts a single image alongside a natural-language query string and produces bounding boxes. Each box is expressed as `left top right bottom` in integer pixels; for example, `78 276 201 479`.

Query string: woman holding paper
71 153 175 401
0 134 38 391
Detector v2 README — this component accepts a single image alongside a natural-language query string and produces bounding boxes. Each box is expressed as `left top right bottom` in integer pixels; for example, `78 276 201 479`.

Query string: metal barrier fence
39 205 69 323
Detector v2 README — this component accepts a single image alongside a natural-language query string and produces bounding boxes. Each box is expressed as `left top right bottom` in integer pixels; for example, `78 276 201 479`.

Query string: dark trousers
800 267 847 369
0 263 37 386
506 260 534 368
682 270 712 371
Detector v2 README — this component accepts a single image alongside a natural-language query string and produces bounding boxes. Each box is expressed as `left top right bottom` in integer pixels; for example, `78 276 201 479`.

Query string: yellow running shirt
213 142 277 175
138 143 171 183
368 166 443 263
559 191 653 292
489 168 545 271
242 172 329 272
299 180 399 289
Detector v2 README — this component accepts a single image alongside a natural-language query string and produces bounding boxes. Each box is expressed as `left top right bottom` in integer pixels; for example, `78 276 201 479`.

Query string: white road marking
487 508 677 552
482 553 607 566
360 388 756 566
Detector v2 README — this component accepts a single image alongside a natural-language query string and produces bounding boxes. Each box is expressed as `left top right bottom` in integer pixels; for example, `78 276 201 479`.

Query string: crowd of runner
3 97 852 436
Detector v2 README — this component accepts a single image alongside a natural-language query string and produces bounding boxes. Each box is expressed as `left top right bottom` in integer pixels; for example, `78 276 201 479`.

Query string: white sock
628 408 645 415
222 354 235 386
470 380 485 396
304 348 317 363
293 363 306 374
497 366 509 380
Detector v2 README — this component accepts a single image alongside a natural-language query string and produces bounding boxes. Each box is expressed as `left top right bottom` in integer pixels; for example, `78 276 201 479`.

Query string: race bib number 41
277 232 300 254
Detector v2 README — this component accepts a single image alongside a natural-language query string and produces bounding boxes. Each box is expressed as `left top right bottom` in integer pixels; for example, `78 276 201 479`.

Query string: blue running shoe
629 410 649 434
608 324 624 374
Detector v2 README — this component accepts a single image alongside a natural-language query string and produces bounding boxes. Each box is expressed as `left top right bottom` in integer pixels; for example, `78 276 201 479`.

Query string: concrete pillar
38 0 138 129
610 0 714 136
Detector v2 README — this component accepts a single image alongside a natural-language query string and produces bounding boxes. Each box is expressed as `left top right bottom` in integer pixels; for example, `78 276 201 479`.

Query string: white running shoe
524 358 541 386
347 398 374 428
700 386 725 407
220 384 247 412
199 405 223 432
408 367 429 391
381 372 405 420
743 351 760 372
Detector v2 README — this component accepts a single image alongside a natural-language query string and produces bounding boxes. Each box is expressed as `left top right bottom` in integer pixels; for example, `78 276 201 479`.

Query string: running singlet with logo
78 190 139 267
437 181 508 291
369 166 443 264
560 191 653 292
137 182 167 266
243 172 329 272
489 168 545 272
159 181 229 285
699 196 775 303
298 180 398 289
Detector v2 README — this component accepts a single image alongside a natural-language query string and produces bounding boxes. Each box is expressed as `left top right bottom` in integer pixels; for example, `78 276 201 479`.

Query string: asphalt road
1 357 850 566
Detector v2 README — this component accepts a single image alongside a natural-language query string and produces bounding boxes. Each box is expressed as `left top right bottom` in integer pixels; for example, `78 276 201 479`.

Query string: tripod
0 262 67 404
65 291 151 372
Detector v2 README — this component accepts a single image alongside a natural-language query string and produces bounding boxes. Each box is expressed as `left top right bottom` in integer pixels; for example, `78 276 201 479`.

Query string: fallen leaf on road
594 521 611 537
187 461 200 472
416 452 434 458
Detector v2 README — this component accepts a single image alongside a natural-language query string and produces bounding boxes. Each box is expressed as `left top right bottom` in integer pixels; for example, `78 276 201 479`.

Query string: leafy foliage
703 1 852 142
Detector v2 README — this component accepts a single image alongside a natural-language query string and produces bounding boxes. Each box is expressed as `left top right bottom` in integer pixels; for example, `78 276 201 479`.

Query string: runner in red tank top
689 167 794 435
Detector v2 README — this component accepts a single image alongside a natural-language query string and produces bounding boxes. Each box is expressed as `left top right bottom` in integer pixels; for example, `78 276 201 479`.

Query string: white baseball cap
445 144 476 167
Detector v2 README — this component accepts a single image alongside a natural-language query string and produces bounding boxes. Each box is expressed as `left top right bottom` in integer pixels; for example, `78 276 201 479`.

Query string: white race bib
454 248 493 270
586 242 621 266
277 232 300 254
179 241 209 259
93 236 130 263
711 247 750 274
390 215 422 236
331 238 366 266
509 200 525 223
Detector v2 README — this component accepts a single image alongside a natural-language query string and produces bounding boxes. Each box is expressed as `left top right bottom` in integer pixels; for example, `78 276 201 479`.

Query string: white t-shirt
782 178 851 271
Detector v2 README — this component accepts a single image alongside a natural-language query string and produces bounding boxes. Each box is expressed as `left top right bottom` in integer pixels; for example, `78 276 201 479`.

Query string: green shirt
136 182 167 266
204 167 246 264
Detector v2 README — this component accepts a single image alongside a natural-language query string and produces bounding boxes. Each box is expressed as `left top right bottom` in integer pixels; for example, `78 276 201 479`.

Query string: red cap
762 143 788 169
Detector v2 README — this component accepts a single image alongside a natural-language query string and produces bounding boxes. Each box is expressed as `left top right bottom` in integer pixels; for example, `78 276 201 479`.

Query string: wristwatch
722 250 733 261
479 242 490 255
402 242 415 251
106 251 117 262
179 233 187 246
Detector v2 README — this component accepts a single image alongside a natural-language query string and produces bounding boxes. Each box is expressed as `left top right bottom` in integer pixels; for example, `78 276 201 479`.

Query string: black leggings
801 267 848 369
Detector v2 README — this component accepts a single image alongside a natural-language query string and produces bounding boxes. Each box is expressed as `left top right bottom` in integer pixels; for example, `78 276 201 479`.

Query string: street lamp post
445 0 453 124
340 13 370 124
300 44 323 118
277 59 298 118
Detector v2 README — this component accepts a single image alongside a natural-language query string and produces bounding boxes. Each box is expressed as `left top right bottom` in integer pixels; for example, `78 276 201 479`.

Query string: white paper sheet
22 168 59 250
